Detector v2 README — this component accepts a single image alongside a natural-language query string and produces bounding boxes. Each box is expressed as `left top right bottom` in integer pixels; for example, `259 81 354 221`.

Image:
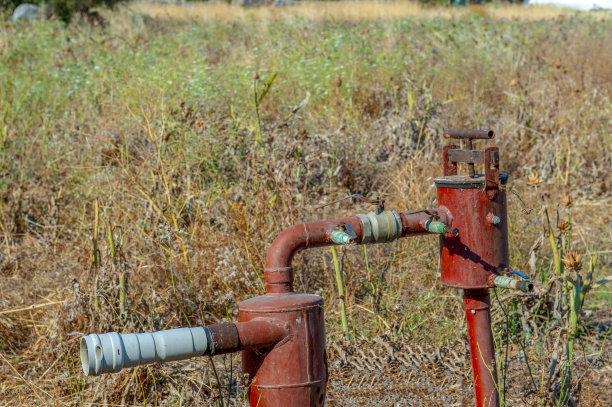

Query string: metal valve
330 223 358 245
423 217 459 237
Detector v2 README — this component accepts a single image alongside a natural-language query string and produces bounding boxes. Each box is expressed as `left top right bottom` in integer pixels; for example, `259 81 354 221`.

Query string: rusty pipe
400 208 452 236
264 216 364 293
444 129 495 139
264 208 452 294
208 320 290 354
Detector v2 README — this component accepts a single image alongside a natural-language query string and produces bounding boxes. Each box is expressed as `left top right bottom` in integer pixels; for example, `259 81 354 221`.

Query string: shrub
49 0 127 23
1 0 127 23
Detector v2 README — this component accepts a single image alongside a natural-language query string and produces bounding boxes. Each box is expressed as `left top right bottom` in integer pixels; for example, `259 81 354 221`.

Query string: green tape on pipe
425 219 447 234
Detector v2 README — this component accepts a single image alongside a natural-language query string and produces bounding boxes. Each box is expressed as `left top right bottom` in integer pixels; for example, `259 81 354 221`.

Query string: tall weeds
0 6 610 405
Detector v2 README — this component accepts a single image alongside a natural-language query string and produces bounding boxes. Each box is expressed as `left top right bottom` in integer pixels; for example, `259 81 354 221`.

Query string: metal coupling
424 218 459 237
357 210 402 244
493 275 533 293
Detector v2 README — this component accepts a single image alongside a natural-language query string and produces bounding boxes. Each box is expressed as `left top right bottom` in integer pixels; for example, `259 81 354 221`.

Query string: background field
0 1 610 405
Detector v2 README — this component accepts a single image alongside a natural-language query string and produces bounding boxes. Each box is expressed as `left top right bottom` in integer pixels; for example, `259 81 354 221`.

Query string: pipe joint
264 267 294 294
357 210 402 244
493 275 533 293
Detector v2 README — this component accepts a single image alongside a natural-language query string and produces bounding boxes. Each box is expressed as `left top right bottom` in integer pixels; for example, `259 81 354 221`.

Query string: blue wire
509 270 530 280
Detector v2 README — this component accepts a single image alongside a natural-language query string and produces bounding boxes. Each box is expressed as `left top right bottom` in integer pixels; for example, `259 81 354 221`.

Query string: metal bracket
448 149 492 165
442 129 498 181
443 145 458 176
484 147 499 200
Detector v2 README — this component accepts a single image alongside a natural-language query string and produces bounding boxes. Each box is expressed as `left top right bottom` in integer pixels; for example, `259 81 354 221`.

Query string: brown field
0 1 610 406
133 1 585 21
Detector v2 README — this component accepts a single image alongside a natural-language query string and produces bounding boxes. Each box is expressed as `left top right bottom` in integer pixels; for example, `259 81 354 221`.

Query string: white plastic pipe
80 327 211 376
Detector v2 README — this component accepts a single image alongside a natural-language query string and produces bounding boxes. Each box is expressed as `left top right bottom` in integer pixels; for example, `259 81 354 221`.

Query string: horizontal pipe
400 208 452 237
265 208 451 293
493 275 533 293
236 320 289 349
444 129 495 139
81 320 289 376
208 320 289 354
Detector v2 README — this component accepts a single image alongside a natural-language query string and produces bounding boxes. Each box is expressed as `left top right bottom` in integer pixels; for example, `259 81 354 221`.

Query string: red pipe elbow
264 216 364 293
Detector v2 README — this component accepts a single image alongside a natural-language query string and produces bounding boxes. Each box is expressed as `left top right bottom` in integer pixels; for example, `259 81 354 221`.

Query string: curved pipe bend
265 216 364 293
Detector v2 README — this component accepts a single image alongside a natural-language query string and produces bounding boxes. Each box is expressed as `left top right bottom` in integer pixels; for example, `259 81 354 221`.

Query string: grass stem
331 246 350 339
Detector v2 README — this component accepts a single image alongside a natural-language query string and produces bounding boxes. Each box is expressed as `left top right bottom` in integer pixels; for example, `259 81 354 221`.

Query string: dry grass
0 2 610 406
132 0 596 22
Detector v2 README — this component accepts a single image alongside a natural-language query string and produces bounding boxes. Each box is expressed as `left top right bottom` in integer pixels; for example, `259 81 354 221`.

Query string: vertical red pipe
463 289 499 407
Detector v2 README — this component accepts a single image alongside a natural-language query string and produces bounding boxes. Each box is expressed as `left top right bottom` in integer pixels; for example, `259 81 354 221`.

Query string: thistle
558 221 569 232
527 173 543 187
561 251 582 271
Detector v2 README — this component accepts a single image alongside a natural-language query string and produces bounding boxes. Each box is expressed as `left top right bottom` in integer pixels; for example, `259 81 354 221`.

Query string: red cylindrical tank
435 136 507 407
435 175 509 289
238 292 327 407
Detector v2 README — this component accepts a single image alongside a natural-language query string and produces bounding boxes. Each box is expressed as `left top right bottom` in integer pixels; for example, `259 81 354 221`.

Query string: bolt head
487 213 501 225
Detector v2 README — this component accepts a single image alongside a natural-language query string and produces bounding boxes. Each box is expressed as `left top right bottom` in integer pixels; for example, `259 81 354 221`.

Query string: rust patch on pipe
208 323 240 354
208 320 290 355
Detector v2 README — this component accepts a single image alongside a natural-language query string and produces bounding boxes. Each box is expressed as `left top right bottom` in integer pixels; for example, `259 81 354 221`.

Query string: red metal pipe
400 209 451 237
207 320 289 354
236 320 290 349
463 289 499 407
264 209 451 294
264 216 364 293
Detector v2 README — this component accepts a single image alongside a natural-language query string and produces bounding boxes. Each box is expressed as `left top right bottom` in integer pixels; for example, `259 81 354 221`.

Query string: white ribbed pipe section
80 327 211 376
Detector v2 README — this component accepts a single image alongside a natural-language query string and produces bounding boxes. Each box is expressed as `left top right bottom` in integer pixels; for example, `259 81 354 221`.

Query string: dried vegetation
0 2 610 406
